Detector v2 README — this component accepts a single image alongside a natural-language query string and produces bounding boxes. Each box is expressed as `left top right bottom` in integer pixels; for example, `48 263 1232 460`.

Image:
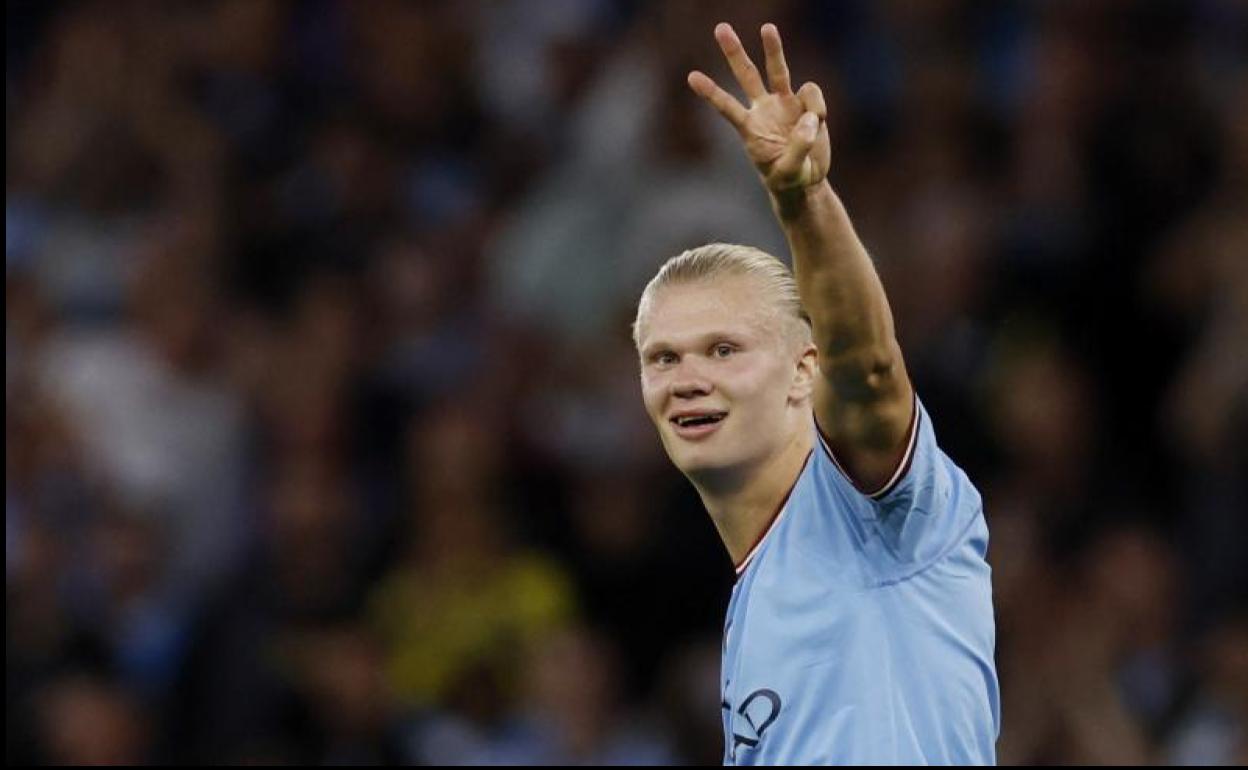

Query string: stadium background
6 0 1246 764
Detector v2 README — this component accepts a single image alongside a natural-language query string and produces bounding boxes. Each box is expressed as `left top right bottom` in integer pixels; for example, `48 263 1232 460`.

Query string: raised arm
688 23 914 492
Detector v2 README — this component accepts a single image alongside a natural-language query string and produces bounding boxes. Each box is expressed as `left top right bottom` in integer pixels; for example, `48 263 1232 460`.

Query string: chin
672 453 720 477
667 442 737 478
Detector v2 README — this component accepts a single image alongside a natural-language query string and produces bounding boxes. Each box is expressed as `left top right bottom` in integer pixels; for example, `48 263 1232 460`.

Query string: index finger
688 70 749 129
714 22 767 100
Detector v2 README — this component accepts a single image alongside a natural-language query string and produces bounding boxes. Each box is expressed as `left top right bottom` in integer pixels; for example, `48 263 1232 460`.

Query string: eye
712 343 736 359
652 351 678 367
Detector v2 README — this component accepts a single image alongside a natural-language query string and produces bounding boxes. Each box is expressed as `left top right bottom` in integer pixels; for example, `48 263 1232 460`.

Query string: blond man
633 24 999 764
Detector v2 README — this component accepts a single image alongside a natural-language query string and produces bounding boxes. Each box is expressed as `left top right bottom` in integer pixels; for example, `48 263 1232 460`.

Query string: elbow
820 342 905 403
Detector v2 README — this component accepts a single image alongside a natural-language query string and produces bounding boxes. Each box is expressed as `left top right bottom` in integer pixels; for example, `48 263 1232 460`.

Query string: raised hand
688 23 830 194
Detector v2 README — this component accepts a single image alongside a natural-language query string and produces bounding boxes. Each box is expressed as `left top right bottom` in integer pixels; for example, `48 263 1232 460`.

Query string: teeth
675 413 724 427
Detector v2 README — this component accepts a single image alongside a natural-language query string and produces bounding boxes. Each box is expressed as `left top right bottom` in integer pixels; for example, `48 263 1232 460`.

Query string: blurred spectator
284 620 409 764
997 524 1181 764
166 455 376 763
511 625 675 764
368 404 575 710
656 637 728 765
408 624 676 765
31 672 152 765
33 234 246 607
485 3 787 347
1166 614 1248 765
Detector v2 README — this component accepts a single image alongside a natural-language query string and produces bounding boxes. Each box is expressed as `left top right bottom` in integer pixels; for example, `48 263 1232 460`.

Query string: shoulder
797 400 986 578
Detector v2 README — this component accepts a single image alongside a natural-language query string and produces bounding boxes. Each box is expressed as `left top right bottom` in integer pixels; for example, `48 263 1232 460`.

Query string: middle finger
714 23 767 101
761 23 792 95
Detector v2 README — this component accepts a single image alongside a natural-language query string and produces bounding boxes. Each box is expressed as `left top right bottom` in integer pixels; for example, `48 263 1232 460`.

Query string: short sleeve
817 395 982 570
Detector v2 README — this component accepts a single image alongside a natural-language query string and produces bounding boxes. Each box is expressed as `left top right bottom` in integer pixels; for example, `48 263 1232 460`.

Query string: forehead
640 275 777 349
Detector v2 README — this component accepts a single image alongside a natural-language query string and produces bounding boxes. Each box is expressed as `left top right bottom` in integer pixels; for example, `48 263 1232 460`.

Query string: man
632 23 1000 764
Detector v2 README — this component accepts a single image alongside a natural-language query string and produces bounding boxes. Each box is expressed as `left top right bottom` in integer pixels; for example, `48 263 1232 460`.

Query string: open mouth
670 412 728 429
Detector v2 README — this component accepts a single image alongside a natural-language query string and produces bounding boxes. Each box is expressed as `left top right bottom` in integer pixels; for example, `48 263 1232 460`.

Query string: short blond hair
632 243 812 349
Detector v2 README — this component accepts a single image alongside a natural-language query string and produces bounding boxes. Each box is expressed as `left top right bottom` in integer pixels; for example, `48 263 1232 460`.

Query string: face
637 275 815 480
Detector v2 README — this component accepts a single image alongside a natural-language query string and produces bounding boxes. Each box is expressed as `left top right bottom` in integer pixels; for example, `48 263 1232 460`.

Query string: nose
670 358 714 400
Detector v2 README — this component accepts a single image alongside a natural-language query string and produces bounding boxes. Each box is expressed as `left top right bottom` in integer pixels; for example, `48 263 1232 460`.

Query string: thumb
773 112 818 186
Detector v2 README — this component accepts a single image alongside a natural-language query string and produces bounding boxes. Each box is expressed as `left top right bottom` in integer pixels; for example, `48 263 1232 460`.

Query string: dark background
6 0 1246 764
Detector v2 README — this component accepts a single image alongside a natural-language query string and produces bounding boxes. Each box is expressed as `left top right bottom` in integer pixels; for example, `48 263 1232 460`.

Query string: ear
789 342 819 403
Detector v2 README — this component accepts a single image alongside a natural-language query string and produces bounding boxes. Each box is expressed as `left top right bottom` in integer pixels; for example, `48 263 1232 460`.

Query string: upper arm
812 338 916 495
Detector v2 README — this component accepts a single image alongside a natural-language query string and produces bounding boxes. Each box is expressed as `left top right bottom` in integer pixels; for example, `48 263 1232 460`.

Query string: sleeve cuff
817 393 920 500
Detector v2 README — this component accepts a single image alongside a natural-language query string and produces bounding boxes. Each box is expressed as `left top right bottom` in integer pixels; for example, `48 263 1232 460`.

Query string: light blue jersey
720 396 999 765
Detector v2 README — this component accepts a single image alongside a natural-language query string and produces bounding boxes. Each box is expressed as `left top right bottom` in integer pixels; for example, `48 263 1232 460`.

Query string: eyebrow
640 331 746 359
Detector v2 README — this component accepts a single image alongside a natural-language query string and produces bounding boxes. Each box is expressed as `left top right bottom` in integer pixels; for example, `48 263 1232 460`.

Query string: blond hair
632 243 812 349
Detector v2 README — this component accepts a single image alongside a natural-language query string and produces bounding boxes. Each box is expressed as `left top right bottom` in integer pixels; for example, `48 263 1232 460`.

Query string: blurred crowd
6 0 1246 764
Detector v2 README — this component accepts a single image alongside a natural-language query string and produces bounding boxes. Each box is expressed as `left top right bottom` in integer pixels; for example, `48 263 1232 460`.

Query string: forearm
772 180 903 394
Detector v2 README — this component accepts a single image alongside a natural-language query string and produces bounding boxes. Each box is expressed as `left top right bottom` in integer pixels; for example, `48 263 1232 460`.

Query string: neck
691 422 814 568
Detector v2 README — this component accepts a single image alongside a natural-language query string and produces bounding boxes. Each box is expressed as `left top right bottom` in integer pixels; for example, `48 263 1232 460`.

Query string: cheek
639 377 666 418
724 359 777 397
731 364 792 415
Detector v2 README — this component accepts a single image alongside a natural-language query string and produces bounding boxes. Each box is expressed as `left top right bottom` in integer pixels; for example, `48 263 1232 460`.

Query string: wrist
770 179 835 221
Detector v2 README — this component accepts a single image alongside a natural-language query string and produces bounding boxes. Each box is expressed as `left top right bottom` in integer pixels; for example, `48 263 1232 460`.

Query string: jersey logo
730 688 782 759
